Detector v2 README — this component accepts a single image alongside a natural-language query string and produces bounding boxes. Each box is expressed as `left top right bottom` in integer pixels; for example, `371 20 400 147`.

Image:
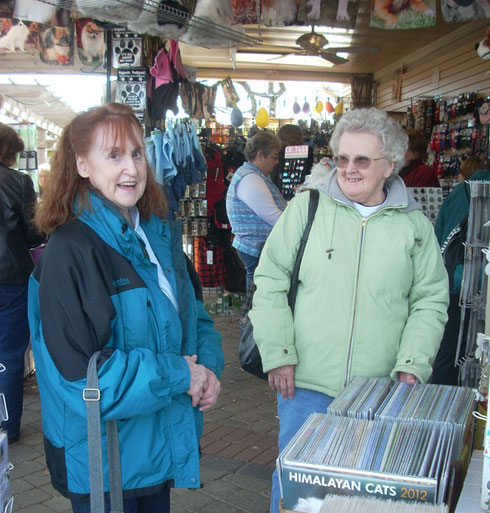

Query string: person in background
249 108 449 513
28 103 224 513
432 156 489 385
37 163 51 195
226 131 286 290
457 155 483 183
0 123 45 443
400 129 440 187
271 124 311 189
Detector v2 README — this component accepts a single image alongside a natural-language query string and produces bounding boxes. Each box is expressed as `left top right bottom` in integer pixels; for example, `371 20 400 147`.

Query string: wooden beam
196 68 370 83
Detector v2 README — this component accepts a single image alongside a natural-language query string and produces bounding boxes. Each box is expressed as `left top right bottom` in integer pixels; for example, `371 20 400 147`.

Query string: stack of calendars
327 377 392 420
278 379 475 512
303 493 449 512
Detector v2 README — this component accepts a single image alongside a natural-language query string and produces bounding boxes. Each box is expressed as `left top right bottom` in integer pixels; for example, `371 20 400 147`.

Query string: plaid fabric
238 280 256 328
197 237 227 287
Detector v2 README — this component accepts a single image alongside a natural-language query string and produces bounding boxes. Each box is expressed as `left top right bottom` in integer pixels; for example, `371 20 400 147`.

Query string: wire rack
39 0 261 47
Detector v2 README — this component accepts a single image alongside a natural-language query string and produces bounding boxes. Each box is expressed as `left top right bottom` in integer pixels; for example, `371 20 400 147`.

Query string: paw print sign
116 69 146 112
112 28 142 68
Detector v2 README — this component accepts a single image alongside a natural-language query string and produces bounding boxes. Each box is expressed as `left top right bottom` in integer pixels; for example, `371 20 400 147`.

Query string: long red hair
35 103 167 234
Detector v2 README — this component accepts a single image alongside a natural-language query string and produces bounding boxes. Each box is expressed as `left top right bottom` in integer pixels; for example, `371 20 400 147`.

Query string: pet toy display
408 93 489 179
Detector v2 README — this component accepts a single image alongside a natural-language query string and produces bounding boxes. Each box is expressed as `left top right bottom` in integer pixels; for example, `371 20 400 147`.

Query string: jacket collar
317 169 421 213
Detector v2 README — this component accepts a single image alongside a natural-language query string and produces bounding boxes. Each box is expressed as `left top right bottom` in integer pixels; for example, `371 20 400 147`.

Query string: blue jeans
236 249 259 291
0 285 30 440
71 488 170 513
270 388 334 513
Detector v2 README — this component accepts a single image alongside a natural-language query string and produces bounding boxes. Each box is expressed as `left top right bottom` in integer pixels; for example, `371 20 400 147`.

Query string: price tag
206 250 213 265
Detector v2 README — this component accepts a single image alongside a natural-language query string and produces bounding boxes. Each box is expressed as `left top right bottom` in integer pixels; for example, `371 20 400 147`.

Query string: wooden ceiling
180 0 483 81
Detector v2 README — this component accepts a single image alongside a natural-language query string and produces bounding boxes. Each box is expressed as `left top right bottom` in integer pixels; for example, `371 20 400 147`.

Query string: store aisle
8 315 278 513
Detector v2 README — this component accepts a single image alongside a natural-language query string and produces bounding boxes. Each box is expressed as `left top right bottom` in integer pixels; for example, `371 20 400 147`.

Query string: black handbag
238 189 320 380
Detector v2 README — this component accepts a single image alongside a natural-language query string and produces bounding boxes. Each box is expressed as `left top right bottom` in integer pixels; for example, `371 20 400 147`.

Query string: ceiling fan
262 26 380 66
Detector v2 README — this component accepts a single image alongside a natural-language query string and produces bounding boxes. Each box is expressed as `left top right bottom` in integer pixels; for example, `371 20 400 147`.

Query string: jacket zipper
344 216 366 387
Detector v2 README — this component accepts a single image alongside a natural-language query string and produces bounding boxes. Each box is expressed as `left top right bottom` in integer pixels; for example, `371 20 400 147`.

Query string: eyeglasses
333 155 386 170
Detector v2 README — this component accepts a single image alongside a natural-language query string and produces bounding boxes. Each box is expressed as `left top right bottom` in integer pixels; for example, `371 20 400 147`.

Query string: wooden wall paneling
375 20 490 112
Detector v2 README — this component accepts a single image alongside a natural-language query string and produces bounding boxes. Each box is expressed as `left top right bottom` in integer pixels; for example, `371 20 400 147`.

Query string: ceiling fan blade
267 53 297 61
319 51 348 65
328 46 380 54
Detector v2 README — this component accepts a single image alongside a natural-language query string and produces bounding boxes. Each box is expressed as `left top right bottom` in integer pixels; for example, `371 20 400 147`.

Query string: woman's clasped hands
184 354 221 411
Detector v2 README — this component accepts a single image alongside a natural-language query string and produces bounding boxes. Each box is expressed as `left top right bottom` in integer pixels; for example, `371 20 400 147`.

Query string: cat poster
76 18 106 70
0 18 38 54
39 21 74 66
297 0 360 29
370 0 436 29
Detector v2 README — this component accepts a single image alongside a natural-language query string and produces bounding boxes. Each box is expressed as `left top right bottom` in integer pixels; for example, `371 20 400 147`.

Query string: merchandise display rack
38 0 261 47
458 182 490 388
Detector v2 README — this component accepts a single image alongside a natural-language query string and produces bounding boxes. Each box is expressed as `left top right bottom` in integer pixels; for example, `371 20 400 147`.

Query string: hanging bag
84 351 124 513
238 189 320 380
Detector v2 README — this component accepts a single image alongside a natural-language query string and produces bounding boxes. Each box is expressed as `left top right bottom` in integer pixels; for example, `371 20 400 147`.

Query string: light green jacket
249 171 449 397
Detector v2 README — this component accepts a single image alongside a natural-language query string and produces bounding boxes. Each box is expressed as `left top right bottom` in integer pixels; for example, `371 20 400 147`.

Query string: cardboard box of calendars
279 499 294 512
278 460 438 511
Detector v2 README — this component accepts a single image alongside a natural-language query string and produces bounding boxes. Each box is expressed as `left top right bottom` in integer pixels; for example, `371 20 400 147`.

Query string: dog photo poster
39 21 74 66
297 0 361 29
441 0 490 22
370 0 436 29
76 18 106 69
0 18 38 54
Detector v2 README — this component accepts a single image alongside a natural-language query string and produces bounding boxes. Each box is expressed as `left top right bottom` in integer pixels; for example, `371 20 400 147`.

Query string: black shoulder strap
288 189 320 311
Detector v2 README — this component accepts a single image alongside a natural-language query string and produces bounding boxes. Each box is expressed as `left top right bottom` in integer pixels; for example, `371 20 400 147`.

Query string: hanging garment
202 84 218 120
197 237 227 287
221 77 239 108
189 123 207 182
205 148 228 229
149 67 180 121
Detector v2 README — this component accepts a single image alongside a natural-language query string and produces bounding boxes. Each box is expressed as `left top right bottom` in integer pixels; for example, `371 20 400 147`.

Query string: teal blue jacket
435 170 490 245
28 192 223 500
435 170 490 294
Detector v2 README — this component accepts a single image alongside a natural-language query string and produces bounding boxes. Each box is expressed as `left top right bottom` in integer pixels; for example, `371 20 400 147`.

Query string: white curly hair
329 108 408 174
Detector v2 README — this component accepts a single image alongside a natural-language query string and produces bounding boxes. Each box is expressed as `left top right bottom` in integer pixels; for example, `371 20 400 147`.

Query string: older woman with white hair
248 107 449 513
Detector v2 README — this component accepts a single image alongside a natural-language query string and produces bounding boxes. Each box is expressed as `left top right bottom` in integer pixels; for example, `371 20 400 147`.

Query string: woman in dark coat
0 123 44 442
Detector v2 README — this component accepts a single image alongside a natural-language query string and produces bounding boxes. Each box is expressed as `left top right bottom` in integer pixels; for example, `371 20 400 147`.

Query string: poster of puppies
39 21 74 65
370 0 436 29
76 18 106 69
297 0 360 29
0 18 38 54
441 0 490 22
